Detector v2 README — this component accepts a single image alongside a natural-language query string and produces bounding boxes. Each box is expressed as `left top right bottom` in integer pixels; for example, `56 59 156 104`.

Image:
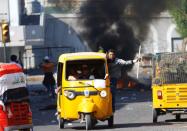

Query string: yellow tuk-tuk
56 52 113 130
152 52 187 123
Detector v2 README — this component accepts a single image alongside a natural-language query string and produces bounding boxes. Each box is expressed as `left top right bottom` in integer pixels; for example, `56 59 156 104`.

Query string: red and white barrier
0 63 26 96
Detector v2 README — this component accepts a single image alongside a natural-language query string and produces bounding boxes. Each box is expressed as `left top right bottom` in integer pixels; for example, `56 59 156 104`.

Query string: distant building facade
0 0 181 69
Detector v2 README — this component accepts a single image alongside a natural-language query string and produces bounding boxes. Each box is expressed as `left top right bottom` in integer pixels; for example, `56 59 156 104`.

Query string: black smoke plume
80 0 167 60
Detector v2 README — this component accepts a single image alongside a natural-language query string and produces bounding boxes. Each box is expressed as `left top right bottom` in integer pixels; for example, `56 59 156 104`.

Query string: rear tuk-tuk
152 52 187 123
0 63 33 131
56 52 113 130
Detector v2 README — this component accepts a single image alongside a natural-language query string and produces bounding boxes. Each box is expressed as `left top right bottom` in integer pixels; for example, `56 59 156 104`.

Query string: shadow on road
113 122 172 129
70 122 172 130
166 118 187 122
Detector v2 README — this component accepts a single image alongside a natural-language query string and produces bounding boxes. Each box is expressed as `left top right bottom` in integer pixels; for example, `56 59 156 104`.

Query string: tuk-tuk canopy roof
58 52 106 63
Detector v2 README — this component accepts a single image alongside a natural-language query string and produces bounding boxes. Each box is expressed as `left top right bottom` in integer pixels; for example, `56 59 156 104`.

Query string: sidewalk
26 74 44 82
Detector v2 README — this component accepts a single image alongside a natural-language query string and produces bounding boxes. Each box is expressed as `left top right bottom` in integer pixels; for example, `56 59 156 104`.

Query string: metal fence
153 52 187 84
23 46 75 70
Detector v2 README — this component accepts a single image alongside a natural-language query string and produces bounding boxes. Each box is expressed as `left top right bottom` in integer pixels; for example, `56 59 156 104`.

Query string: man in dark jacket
40 56 56 98
106 49 141 112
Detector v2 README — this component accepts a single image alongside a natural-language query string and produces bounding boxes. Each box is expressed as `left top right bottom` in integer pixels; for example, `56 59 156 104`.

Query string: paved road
28 83 187 131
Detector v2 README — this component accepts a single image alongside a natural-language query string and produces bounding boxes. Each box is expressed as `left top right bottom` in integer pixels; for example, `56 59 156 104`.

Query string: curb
26 75 43 82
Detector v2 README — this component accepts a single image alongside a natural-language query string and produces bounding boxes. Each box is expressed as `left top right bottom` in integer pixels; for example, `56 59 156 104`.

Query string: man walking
40 56 56 98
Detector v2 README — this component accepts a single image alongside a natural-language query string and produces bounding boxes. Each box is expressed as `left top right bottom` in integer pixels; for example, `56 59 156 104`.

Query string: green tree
168 0 187 51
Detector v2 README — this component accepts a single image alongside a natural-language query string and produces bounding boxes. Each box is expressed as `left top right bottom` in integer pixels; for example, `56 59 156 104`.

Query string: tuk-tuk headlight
64 90 76 100
100 90 107 98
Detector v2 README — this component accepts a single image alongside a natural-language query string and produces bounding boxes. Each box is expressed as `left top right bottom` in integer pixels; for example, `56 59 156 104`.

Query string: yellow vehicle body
153 84 187 109
152 52 187 123
57 86 112 120
56 52 113 130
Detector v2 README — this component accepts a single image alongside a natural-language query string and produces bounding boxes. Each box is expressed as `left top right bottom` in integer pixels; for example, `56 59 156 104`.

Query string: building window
20 0 42 25
171 37 184 52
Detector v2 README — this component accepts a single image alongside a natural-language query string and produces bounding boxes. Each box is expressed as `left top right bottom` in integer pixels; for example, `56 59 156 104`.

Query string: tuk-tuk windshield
66 59 106 80
153 52 187 84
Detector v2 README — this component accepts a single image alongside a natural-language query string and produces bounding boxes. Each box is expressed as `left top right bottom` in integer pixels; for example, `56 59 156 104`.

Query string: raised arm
115 58 133 65
115 58 141 65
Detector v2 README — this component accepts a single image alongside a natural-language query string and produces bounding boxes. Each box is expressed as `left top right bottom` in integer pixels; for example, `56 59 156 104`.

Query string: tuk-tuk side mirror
104 74 109 80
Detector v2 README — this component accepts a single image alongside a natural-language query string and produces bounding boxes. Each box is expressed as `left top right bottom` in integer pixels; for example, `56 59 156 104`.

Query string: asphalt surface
28 82 187 131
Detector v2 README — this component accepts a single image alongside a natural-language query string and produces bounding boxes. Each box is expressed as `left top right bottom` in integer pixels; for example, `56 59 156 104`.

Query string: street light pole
1 20 10 62
3 42 6 62
0 21 7 62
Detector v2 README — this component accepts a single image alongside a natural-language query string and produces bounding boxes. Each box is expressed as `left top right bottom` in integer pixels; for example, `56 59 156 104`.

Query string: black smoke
80 0 167 60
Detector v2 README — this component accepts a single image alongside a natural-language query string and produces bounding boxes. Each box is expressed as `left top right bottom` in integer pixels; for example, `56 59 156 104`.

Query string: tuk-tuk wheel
108 115 114 128
176 114 181 120
85 114 92 130
153 108 159 123
58 118 65 129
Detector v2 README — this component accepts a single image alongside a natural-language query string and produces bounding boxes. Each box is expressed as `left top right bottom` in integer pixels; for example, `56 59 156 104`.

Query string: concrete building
0 0 182 70
0 0 44 68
